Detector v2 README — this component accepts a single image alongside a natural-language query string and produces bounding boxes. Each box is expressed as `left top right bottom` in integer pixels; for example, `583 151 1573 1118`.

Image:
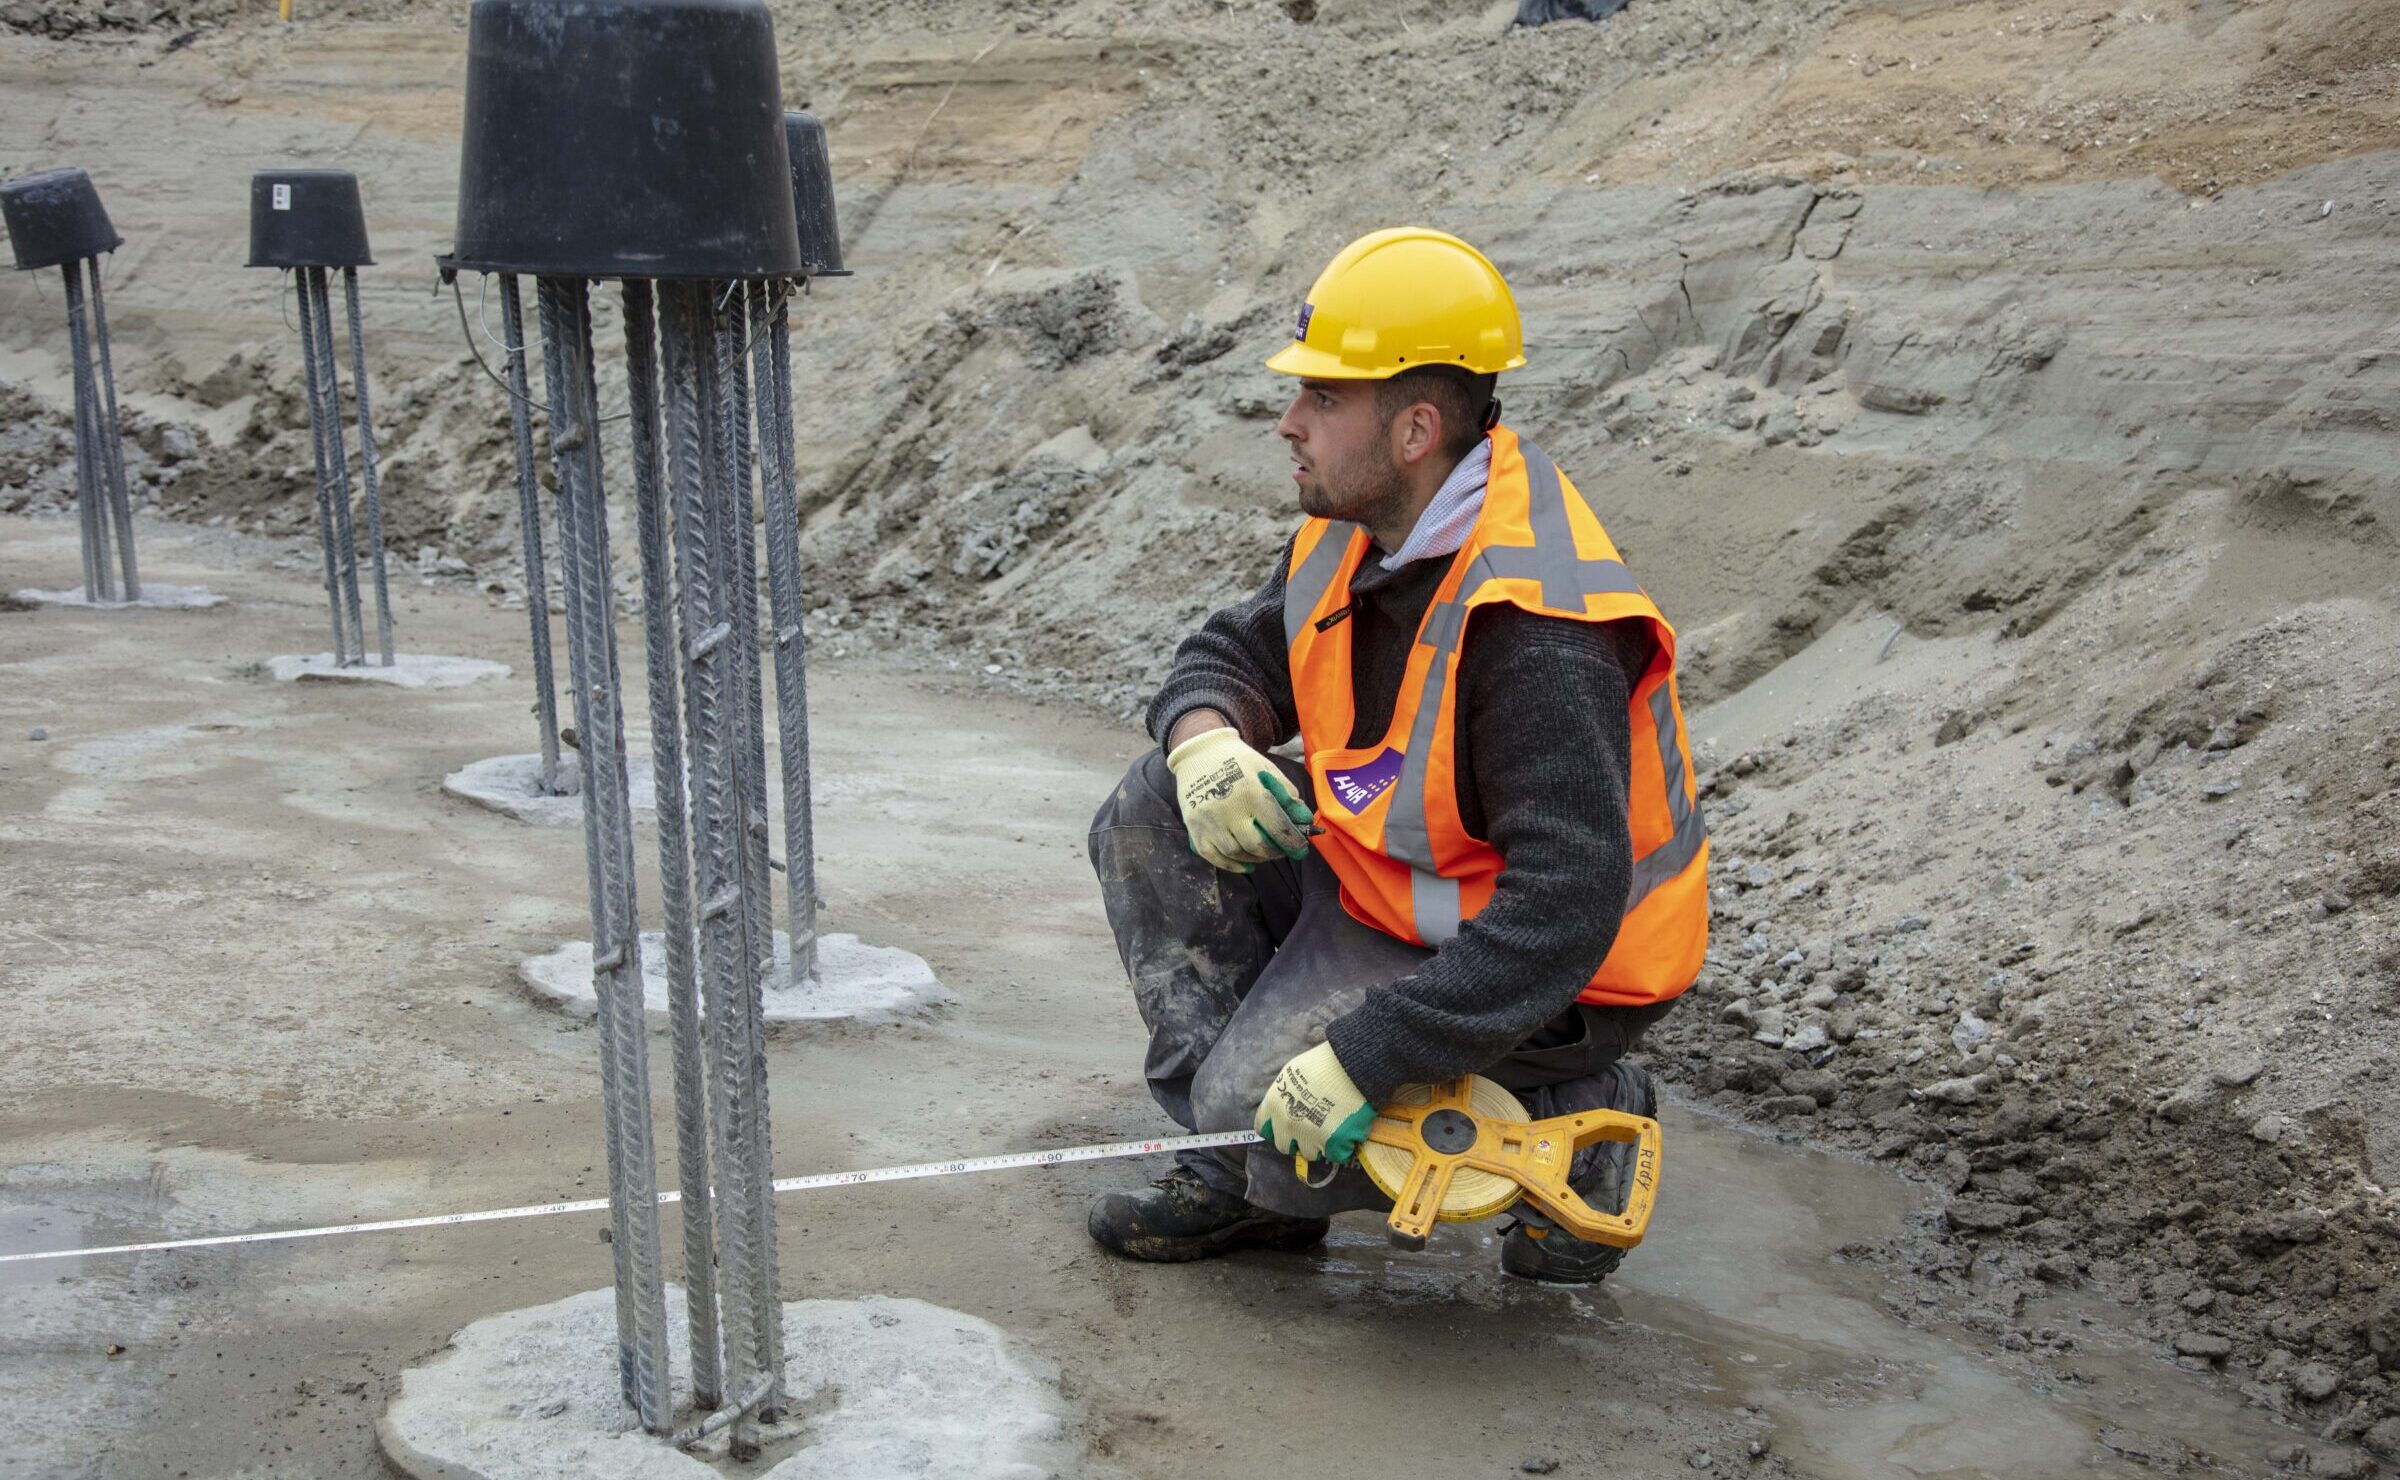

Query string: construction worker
1086 228 1708 1281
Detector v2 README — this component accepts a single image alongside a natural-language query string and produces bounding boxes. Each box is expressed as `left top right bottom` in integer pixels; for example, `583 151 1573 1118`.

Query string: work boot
1087 1166 1331 1263
1501 1061 1658 1285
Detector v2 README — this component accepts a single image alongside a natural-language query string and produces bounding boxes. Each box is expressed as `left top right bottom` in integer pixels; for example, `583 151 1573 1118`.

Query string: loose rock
1944 1201 2030 1233
2364 1418 2400 1459
2289 1363 2341 1403
2209 1053 2266 1088
2367 1291 2400 1371
1921 1074 1987 1106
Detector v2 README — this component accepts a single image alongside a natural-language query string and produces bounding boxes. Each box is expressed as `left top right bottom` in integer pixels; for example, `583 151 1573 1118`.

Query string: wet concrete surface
0 513 2331 1478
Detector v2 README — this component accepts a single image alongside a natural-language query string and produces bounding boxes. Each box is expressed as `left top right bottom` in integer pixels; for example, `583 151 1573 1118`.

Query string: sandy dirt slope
3 0 2398 1471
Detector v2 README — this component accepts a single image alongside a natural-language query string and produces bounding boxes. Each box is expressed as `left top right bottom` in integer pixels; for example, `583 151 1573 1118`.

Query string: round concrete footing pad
379 1285 1081 1480
443 753 659 827
267 653 511 689
16 583 225 609
519 930 947 1026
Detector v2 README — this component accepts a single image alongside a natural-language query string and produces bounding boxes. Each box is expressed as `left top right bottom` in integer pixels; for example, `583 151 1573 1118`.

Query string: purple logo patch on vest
1324 747 1404 815
1294 302 1314 341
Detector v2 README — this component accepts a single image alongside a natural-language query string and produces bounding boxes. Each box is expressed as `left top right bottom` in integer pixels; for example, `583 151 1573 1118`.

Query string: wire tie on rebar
593 942 630 972
444 275 633 425
701 888 740 921
775 624 800 648
555 422 588 454
687 622 731 660
473 274 526 356
671 1372 775 1449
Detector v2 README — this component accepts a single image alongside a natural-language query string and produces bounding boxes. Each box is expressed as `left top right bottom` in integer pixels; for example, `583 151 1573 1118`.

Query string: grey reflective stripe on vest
1411 868 1463 946
1473 543 1643 598
1382 551 1489 871
1629 679 1709 902
1282 520 1360 648
1520 436 1591 611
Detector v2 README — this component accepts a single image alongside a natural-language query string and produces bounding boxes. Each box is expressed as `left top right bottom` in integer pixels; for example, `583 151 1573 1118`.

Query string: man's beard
1297 442 1409 532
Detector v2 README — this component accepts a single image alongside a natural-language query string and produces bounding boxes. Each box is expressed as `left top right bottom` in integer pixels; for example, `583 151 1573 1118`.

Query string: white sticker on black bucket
273 184 291 210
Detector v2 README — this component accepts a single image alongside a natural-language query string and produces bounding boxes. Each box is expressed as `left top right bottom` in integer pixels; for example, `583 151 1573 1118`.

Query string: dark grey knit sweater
1148 530 1658 1105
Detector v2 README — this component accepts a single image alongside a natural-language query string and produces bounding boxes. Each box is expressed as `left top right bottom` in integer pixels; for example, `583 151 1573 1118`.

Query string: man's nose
1275 396 1303 442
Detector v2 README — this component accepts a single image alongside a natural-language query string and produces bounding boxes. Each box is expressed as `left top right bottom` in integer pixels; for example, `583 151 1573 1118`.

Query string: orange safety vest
1282 426 1709 1007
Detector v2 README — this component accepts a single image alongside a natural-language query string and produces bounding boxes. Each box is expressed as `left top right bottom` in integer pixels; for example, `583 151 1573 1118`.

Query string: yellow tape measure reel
1354 1074 1664 1252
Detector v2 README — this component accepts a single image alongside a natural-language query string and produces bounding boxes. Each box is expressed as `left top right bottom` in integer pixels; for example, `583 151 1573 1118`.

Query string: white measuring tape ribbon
0 1129 1266 1266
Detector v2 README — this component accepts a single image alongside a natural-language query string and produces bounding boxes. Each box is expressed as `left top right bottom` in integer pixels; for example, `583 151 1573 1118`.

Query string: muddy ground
3 0 2398 1474
0 511 2373 1480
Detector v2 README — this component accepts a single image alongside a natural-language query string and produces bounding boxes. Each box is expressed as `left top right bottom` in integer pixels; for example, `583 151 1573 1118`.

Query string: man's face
1275 377 1406 525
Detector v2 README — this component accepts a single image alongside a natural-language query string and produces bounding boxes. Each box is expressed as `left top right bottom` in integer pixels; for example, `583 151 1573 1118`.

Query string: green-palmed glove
1165 726 1315 874
1256 1041 1374 1168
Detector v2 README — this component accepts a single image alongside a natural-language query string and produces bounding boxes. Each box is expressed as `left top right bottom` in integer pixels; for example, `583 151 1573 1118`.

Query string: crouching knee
1188 1047 1276 1137
1089 748 1181 840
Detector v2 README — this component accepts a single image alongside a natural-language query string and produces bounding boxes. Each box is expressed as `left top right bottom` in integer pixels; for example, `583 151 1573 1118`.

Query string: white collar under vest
1377 437 1492 571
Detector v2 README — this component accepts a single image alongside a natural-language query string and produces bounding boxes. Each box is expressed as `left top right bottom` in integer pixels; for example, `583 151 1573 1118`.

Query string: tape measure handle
1523 1111 1663 1249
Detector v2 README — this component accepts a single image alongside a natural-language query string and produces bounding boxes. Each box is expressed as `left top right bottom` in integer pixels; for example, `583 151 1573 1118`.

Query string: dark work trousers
1088 749 1674 1219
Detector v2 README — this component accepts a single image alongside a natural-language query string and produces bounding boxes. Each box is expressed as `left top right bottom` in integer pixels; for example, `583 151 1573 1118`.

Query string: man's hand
1165 726 1315 874
1255 1041 1374 1167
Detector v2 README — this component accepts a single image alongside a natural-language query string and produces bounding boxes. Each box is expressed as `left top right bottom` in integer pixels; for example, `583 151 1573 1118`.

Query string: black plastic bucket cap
784 111 849 277
443 0 803 280
248 169 375 269
0 168 122 272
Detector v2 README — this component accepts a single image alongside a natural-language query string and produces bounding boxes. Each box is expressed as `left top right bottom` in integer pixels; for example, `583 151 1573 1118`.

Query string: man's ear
1391 400 1442 467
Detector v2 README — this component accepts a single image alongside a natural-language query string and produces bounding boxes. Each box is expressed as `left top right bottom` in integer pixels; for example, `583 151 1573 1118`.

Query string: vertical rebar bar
535 275 671 1435
721 293 774 985
545 281 638 1419
60 261 111 605
291 272 349 658
342 268 396 666
303 267 367 666
660 280 772 1457
537 280 633 1393
621 278 722 1410
719 298 774 1006
713 288 786 1419
709 276 787 1435
500 275 564 794
84 257 140 602
750 283 819 984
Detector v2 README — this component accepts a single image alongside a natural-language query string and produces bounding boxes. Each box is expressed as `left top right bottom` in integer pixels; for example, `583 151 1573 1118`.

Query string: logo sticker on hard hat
1324 747 1403 815
1294 302 1314 341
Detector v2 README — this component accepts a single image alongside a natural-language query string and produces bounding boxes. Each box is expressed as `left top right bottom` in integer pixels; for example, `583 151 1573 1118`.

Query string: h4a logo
1324 747 1402 815
1294 301 1315 341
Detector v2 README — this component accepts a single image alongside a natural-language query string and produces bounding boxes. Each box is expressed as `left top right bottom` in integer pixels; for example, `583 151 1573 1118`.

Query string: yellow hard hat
1265 227 1526 380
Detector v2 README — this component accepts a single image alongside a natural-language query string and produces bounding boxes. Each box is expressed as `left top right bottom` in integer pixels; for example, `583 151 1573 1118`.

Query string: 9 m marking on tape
0 1130 1265 1266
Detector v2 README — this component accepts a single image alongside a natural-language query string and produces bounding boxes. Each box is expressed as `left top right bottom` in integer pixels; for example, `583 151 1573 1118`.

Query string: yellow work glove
1255 1041 1374 1168
1165 726 1315 874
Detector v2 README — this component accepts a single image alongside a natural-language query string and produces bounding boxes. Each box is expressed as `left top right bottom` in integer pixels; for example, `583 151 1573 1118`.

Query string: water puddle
1316 1104 2306 1478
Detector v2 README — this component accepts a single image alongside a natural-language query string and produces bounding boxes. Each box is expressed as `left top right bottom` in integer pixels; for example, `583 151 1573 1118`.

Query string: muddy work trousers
1088 749 1671 1220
